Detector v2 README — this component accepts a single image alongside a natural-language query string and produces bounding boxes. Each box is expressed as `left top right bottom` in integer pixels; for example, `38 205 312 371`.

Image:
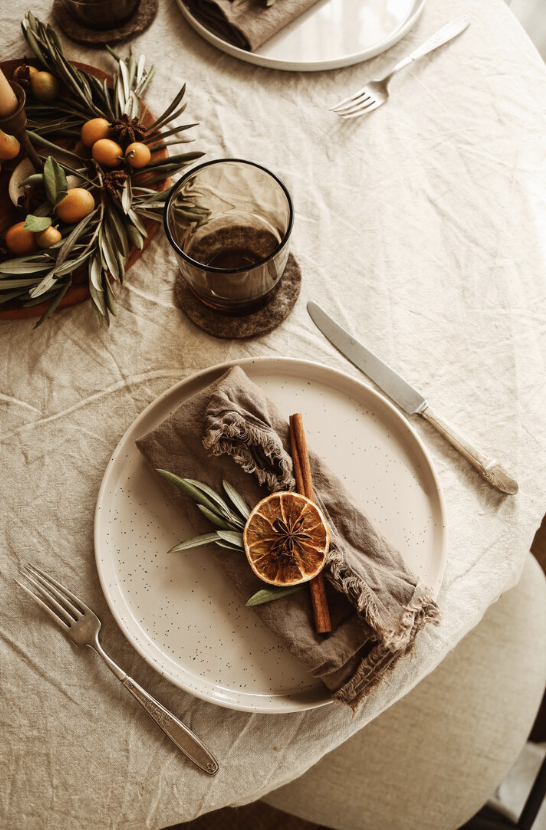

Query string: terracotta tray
0 58 169 320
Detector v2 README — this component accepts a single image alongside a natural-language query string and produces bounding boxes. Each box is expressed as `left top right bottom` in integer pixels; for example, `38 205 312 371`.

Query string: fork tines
17 564 84 627
330 91 383 118
330 87 369 112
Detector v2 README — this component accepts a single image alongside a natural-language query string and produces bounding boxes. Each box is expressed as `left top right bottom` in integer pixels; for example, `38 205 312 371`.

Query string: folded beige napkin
136 366 440 709
186 0 318 51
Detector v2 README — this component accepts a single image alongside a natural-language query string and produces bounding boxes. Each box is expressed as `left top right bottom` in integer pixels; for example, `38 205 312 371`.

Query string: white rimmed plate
176 0 425 72
94 357 446 713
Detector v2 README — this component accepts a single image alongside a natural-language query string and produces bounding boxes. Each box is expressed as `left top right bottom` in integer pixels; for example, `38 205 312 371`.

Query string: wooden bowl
0 58 169 320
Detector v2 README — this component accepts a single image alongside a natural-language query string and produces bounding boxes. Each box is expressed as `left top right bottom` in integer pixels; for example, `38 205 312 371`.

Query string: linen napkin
185 0 319 52
136 366 440 710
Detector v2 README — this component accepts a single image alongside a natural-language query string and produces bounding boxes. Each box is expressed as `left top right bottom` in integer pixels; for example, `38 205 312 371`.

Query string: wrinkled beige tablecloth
2 0 546 828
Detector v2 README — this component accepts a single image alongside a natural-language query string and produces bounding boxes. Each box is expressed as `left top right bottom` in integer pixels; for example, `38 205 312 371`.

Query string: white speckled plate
95 357 446 713
176 0 425 72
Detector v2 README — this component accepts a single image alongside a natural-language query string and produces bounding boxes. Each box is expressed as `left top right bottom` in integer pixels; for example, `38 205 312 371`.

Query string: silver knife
308 301 518 495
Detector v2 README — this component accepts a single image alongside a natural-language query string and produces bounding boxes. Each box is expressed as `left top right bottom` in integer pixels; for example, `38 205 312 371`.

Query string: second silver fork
331 16 471 119
17 563 219 776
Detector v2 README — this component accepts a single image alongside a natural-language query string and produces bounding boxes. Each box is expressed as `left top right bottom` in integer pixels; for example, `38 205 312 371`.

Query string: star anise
269 516 312 566
109 114 146 145
102 170 128 199
17 183 46 215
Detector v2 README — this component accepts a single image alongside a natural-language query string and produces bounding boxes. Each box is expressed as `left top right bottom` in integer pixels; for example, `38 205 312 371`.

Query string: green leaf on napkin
168 533 222 552
158 472 248 542
216 530 244 547
246 585 303 606
197 504 234 530
222 479 251 519
157 470 222 515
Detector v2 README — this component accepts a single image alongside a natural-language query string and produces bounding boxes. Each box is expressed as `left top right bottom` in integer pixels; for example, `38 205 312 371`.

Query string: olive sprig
157 470 304 606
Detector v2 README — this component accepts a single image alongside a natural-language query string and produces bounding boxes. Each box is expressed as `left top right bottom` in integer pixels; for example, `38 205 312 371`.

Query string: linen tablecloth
2 0 546 827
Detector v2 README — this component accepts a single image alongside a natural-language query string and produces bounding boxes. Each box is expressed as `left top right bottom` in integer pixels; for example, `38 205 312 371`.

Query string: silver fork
17 563 219 776
330 16 470 119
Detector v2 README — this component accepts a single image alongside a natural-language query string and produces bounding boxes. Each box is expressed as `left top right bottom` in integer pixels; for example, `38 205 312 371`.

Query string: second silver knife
307 301 518 495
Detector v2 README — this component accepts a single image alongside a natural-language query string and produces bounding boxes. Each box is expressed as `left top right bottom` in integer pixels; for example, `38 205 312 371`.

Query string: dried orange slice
243 492 330 587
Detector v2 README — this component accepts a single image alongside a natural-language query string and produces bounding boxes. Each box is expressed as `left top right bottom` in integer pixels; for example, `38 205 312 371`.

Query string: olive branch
157 470 303 606
0 13 206 327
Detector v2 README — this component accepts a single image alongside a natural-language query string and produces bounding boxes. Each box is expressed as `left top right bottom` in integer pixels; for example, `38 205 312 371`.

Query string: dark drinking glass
165 159 294 316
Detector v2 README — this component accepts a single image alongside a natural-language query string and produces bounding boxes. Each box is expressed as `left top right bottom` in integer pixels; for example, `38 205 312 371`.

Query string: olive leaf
103 273 117 316
106 205 129 258
127 208 148 237
55 209 97 270
29 266 59 298
34 281 71 329
156 470 221 515
42 156 68 207
215 540 244 551
20 173 45 188
0 258 53 275
185 479 235 515
0 287 34 304
134 64 155 98
216 530 244 547
121 177 133 214
0 278 45 289
88 251 106 317
101 220 122 282
27 130 83 162
146 83 186 133
124 220 143 250
136 53 147 85
246 585 304 606
222 480 251 519
168 533 223 553
197 504 234 530
23 215 52 232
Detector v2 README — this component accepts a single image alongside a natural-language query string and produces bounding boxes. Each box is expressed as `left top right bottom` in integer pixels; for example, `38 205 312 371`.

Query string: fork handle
390 16 471 76
121 676 219 775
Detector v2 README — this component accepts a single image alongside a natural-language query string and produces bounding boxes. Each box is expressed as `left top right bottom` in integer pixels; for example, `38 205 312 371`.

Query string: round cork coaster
52 0 158 46
175 253 302 339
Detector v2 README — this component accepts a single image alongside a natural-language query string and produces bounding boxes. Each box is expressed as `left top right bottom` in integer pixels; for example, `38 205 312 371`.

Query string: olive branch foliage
0 13 206 327
157 470 304 606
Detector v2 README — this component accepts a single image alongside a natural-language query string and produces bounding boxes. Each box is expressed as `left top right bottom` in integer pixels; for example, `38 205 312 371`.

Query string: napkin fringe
333 644 398 710
328 545 440 651
395 586 442 650
332 586 441 712
333 591 440 711
203 419 295 493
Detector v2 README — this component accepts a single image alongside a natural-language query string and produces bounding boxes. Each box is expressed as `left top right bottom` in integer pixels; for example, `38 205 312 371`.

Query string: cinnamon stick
289 413 332 634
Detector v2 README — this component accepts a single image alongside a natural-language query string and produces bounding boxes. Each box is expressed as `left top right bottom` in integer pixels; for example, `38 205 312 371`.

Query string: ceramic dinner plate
94 357 446 713
176 0 426 72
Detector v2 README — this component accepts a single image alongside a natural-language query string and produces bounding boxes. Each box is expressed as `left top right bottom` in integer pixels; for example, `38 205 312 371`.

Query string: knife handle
420 405 518 495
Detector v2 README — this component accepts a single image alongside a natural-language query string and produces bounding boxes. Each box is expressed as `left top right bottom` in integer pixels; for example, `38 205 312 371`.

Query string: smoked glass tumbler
164 159 294 316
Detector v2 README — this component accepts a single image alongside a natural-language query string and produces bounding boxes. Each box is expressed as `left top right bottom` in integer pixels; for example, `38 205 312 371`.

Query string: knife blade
307 301 518 495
